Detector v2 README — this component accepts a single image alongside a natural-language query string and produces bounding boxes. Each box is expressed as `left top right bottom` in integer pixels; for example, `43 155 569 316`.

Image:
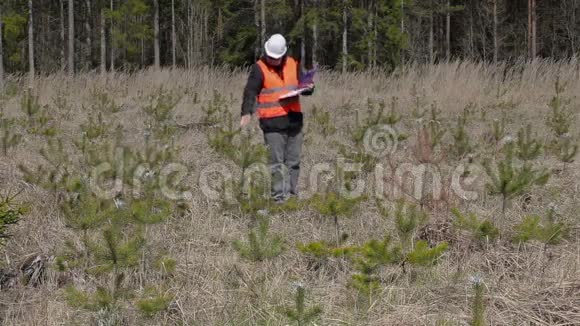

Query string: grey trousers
263 130 303 199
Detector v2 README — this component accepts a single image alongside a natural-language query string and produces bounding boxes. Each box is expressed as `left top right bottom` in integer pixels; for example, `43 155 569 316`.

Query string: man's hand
240 114 252 127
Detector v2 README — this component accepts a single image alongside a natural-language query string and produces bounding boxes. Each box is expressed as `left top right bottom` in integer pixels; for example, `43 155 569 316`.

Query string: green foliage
201 90 229 126
351 236 401 296
65 286 116 311
89 87 121 114
209 113 241 161
137 287 173 317
80 112 108 141
281 285 323 326
0 193 27 247
426 105 446 150
405 240 448 266
451 208 499 243
394 201 428 250
489 117 507 145
310 105 336 137
451 108 472 158
20 91 57 136
107 0 153 60
233 217 284 262
471 278 486 326
512 211 568 245
0 116 22 156
483 143 550 213
554 135 578 164
546 78 574 138
515 124 542 161
143 88 181 142
297 241 354 259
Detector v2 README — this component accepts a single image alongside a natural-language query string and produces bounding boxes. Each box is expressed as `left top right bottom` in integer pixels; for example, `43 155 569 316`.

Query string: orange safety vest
256 57 302 119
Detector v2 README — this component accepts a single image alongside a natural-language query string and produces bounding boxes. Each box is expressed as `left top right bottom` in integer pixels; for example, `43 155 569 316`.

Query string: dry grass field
1 60 580 325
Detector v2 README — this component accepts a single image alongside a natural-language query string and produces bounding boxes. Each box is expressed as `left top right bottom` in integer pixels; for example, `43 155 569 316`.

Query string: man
240 34 314 203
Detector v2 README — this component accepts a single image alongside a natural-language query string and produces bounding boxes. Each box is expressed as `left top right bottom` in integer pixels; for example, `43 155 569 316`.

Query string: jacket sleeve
241 64 264 116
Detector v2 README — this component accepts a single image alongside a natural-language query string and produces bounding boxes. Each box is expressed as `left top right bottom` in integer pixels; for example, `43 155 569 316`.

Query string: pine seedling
80 111 108 141
394 200 428 251
233 217 284 262
201 89 229 126
405 240 448 267
545 78 573 139
427 104 446 150
515 124 542 161
451 208 499 244
489 117 507 146
451 109 472 159
310 191 365 246
0 193 27 247
0 119 22 156
351 236 402 297
311 105 336 137
281 284 322 326
410 83 428 119
470 276 485 326
555 135 578 169
90 87 121 114
483 144 550 214
512 209 568 246
209 113 240 161
136 287 174 317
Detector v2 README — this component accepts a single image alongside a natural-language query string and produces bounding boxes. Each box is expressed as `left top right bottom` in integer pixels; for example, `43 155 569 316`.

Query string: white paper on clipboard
278 67 317 100
278 87 311 100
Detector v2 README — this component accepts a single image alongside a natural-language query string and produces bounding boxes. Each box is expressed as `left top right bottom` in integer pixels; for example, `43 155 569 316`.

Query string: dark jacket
241 55 313 133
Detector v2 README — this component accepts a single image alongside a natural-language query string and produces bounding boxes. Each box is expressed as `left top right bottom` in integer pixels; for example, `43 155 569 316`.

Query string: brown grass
1 59 580 325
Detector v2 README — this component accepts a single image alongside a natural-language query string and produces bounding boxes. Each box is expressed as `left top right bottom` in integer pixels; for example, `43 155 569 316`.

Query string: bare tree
429 0 434 64
154 0 160 68
528 0 537 59
342 0 348 73
171 0 176 68
261 0 266 52
0 6 4 92
312 0 318 67
446 0 451 60
493 0 498 64
85 0 93 69
110 0 115 72
254 0 260 59
28 0 35 84
60 0 66 70
100 5 106 74
68 0 74 75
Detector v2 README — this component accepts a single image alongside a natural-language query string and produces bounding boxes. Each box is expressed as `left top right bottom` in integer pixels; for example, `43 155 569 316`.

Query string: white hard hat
264 34 287 59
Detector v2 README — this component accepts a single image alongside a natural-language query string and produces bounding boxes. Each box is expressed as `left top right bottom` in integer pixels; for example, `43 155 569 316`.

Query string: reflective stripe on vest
256 57 302 119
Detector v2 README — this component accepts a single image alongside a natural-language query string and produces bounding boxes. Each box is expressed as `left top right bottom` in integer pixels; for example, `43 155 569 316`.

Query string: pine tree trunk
446 0 451 61
493 0 498 64
254 0 260 59
60 0 66 71
469 0 474 59
110 0 115 72
261 0 266 54
100 7 106 74
312 1 318 66
342 0 348 73
28 0 35 84
68 0 74 75
85 0 92 70
528 0 537 59
300 0 306 70
154 0 160 69
401 0 405 65
367 0 373 68
187 0 192 68
0 8 4 92
429 0 434 64
171 0 176 68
